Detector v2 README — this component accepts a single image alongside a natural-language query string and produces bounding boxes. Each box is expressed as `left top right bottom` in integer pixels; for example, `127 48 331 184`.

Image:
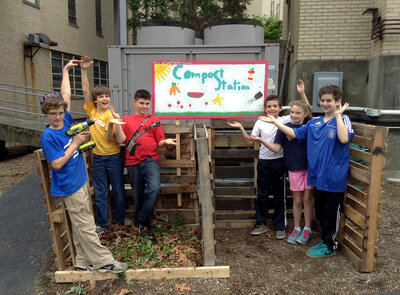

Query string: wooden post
361 126 387 272
175 120 182 207
195 126 216 266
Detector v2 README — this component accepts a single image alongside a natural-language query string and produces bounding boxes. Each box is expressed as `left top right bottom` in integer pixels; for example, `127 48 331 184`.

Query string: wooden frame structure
338 122 388 272
36 123 227 282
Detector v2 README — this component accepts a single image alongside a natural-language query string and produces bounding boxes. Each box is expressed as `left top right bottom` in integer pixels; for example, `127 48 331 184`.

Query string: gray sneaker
98 260 128 274
250 224 269 236
95 225 107 236
74 264 93 271
276 230 286 239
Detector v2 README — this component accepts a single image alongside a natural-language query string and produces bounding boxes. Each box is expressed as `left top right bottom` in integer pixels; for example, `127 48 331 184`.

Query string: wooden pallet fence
338 122 388 272
36 123 228 280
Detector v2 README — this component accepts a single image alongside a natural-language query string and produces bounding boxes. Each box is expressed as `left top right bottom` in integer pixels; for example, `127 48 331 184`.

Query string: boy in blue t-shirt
40 59 128 273
261 85 354 258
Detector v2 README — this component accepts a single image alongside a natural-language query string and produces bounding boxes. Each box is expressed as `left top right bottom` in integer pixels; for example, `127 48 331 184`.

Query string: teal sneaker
296 228 311 244
309 241 324 250
287 229 301 244
306 243 336 258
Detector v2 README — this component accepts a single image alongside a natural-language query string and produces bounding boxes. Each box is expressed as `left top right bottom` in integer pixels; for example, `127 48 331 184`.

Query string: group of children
228 80 354 258
40 57 175 272
40 57 354 273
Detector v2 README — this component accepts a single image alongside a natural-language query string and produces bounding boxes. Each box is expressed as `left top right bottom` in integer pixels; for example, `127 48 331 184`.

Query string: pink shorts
288 170 313 191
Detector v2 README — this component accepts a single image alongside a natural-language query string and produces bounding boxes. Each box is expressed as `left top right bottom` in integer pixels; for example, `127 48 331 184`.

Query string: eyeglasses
47 111 65 118
41 92 63 105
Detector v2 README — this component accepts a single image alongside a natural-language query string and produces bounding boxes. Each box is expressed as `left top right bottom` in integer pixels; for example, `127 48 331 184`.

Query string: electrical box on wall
313 72 343 113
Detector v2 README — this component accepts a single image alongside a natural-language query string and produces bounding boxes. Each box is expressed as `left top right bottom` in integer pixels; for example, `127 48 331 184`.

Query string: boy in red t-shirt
112 89 176 234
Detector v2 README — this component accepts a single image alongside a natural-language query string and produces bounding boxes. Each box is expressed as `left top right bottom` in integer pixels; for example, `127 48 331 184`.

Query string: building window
270 1 274 17
93 60 108 87
276 3 280 18
95 0 103 37
51 51 82 95
68 0 77 27
23 0 39 9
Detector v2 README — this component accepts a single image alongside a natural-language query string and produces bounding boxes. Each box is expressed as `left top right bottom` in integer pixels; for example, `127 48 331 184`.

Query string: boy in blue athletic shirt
40 59 128 273
260 85 354 258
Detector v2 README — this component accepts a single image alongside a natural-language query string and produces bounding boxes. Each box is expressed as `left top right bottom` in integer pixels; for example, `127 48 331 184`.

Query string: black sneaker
98 260 128 274
138 225 150 236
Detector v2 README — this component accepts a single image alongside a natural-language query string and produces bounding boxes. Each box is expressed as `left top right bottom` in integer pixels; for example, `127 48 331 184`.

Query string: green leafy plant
252 14 282 40
63 283 86 295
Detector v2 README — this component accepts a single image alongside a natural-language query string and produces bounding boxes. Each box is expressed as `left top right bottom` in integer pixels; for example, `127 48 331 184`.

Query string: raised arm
297 79 311 107
61 59 81 112
227 122 255 146
81 56 93 106
335 102 350 144
258 115 297 139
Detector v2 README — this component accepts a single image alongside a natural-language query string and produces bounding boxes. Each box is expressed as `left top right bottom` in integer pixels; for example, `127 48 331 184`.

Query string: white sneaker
276 230 286 239
98 260 128 273
250 224 269 236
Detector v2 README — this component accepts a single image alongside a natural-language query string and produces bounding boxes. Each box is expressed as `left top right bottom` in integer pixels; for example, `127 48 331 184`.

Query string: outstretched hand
165 138 177 146
296 79 305 94
258 115 276 123
335 102 350 116
80 56 93 70
227 121 243 129
64 59 81 71
110 105 121 119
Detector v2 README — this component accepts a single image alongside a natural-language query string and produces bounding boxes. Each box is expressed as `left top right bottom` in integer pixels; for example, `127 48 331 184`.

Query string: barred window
96 0 103 37
93 60 109 87
51 51 82 95
68 0 77 26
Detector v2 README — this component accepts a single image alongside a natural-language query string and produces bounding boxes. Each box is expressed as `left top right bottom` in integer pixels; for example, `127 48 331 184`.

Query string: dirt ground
2 146 399 295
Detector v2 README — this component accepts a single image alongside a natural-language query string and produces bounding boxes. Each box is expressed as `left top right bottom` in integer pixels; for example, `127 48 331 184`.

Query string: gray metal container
204 18 264 45
137 20 195 45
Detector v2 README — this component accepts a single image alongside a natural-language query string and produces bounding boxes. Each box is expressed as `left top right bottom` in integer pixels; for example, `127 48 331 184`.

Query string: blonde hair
289 100 312 123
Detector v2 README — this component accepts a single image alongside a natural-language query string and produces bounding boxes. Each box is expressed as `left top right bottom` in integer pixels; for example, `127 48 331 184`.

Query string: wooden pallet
338 122 388 272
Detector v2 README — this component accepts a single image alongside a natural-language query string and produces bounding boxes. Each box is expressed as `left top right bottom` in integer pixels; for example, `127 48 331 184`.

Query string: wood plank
215 166 254 178
161 185 197 195
361 126 387 273
214 134 252 147
347 184 367 202
159 159 196 168
161 175 197 184
343 204 366 229
212 149 258 159
346 193 367 215
162 124 193 134
349 165 370 185
215 181 254 187
352 122 376 138
211 118 256 129
350 160 370 172
216 219 255 228
55 266 230 282
344 223 363 246
196 136 216 266
340 242 362 270
350 148 371 165
351 135 373 149
213 187 256 195
342 236 363 258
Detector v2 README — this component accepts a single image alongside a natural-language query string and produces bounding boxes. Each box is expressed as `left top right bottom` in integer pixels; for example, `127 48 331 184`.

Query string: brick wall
0 0 114 92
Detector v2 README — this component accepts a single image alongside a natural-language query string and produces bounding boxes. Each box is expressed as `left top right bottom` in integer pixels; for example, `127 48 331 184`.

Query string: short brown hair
318 85 343 102
264 95 282 108
41 93 67 114
91 85 110 102
134 89 151 101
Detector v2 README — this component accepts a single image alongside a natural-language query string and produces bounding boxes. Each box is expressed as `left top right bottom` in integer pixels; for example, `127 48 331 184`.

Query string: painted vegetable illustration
248 68 255 80
169 82 181 96
187 92 204 98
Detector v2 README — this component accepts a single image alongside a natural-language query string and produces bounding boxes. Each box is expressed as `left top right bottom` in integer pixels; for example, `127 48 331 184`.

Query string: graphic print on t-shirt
127 116 161 156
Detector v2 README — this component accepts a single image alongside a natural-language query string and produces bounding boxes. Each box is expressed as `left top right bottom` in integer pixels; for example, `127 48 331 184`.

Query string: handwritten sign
152 60 268 119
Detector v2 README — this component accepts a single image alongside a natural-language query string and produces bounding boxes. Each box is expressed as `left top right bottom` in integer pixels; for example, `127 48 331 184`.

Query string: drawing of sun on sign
151 60 269 119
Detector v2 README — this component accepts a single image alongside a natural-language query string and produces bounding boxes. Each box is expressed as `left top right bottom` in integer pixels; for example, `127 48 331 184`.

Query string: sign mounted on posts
152 60 269 119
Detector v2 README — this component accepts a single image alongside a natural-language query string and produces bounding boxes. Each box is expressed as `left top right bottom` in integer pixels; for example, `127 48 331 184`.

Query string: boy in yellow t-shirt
81 56 126 235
